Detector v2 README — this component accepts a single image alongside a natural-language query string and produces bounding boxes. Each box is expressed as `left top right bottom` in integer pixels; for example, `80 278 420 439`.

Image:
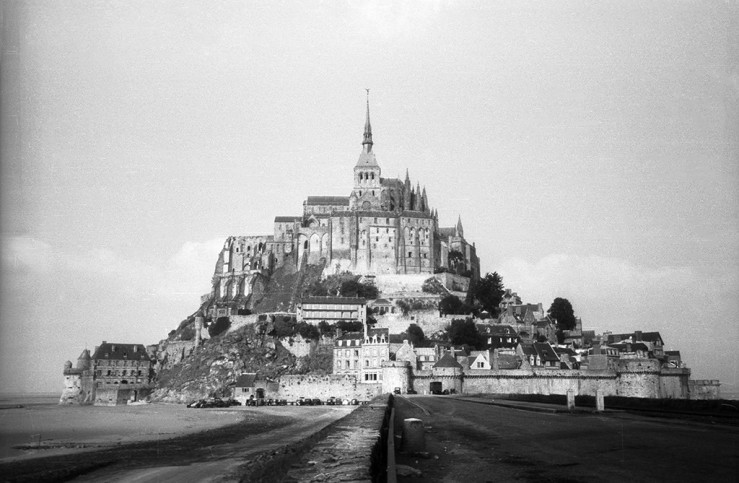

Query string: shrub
179 324 195 341
297 322 320 340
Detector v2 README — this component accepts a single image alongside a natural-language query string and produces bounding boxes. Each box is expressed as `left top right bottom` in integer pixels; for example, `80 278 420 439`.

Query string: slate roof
300 296 367 305
305 196 350 206
370 298 392 305
534 342 560 362
234 373 256 388
498 354 520 370
274 216 302 223
336 331 363 341
92 342 150 361
478 324 518 336
433 352 463 369
607 332 664 345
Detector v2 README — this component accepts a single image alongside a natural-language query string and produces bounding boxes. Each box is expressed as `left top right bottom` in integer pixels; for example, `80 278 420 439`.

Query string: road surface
394 396 739 482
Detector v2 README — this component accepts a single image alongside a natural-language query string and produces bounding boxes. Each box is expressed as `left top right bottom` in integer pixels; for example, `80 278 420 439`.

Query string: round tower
76 349 91 371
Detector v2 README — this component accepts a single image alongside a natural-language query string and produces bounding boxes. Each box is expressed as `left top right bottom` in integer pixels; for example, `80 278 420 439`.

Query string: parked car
312 398 322 406
341 398 350 405
407 389 417 395
393 387 401 395
351 399 359 405
326 396 338 405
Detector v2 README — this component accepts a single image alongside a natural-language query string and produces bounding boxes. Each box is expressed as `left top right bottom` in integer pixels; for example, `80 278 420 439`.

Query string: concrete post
566 389 575 411
596 390 605 412
402 418 425 453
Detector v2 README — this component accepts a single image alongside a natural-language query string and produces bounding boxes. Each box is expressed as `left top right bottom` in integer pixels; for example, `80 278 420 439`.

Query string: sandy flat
0 403 247 462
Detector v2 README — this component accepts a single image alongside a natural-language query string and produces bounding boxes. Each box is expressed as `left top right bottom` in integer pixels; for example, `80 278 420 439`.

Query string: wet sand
0 402 245 462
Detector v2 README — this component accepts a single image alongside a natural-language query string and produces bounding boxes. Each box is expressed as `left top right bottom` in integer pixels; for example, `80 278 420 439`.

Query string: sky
1 0 737 394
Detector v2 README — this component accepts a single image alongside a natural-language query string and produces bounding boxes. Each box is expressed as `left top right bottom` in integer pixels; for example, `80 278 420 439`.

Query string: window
408 251 412 257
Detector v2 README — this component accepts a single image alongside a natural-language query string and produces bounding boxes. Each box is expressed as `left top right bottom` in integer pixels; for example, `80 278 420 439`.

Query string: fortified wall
406 359 693 399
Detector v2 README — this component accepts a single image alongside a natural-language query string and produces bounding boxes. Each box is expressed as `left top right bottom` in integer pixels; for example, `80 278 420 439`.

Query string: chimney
634 331 642 341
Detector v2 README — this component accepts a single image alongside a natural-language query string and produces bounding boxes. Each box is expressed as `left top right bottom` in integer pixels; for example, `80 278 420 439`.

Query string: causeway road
394 395 739 482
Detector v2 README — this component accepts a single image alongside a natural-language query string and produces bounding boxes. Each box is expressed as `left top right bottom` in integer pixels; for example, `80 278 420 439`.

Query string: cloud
499 253 739 381
2 235 222 302
2 236 54 272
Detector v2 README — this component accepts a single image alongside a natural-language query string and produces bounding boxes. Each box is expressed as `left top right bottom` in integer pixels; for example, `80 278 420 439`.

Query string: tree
548 297 577 331
439 294 474 316
469 272 505 317
448 250 464 270
336 320 363 333
446 318 484 349
318 321 332 335
297 322 320 340
340 279 378 299
397 300 411 316
406 323 425 346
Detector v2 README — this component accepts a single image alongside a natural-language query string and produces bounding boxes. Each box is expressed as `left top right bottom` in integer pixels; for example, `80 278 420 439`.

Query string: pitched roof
433 351 463 368
607 331 664 345
533 342 560 362
478 324 518 336
274 216 302 223
370 298 392 305
498 354 520 369
235 373 256 387
300 296 367 305
92 342 150 361
367 327 389 338
305 196 350 206
336 331 363 341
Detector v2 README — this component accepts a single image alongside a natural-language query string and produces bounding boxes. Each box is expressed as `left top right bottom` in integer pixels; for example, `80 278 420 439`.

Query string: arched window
304 240 308 249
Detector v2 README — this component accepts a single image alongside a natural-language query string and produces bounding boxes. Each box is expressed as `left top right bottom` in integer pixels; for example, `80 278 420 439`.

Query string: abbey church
211 96 480 308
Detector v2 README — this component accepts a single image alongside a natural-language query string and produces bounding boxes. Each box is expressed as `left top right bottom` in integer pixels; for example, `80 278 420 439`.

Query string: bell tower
352 89 381 210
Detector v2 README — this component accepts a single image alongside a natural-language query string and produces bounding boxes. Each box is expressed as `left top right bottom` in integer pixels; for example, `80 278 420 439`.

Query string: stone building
208 95 480 313
297 296 367 325
61 341 154 406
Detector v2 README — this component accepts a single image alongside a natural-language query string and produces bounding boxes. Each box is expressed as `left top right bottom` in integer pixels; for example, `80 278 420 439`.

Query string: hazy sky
2 1 737 394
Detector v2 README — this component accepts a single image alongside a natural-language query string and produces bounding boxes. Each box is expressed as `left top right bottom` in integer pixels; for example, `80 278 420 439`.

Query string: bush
422 277 447 294
237 308 252 315
179 324 195 341
272 317 298 338
397 300 411 316
208 317 231 337
336 320 363 333
297 322 320 340
318 321 333 335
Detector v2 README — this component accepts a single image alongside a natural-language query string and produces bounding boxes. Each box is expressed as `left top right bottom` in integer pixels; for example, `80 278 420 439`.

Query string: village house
607 331 665 358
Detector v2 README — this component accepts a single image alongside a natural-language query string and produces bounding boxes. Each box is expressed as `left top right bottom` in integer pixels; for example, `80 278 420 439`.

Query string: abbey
212 97 479 308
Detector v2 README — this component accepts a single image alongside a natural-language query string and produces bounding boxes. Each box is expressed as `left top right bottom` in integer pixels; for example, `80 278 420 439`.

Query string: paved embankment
279 395 392 482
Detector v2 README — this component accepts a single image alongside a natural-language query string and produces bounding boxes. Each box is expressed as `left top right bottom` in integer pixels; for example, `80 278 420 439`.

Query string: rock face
151 322 313 403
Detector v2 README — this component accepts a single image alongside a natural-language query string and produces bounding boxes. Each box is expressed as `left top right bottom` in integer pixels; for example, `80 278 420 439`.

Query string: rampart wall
403 360 690 399
273 374 383 401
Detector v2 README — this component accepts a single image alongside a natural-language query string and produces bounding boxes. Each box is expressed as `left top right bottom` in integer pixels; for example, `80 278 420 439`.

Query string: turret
403 170 412 210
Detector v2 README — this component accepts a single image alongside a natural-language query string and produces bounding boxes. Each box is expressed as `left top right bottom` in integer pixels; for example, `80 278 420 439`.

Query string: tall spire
362 88 373 153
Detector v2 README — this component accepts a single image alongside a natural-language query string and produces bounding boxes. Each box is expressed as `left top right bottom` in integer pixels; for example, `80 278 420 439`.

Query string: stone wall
434 272 471 292
273 374 383 401
375 310 452 336
401 362 692 399
689 380 721 400
659 367 691 399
